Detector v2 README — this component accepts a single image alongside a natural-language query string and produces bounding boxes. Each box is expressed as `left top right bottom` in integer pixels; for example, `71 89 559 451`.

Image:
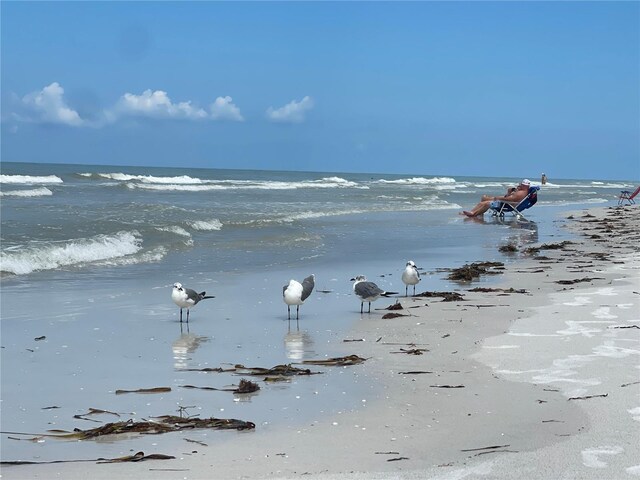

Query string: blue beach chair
490 185 540 221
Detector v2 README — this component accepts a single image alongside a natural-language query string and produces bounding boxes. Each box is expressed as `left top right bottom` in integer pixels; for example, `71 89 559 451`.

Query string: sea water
0 162 633 462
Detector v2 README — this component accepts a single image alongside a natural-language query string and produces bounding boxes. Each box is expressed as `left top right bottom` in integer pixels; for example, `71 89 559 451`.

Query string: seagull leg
296 305 300 320
287 305 291 320
360 302 364 314
413 285 416 296
179 308 183 323
405 286 408 297
368 302 371 313
186 309 190 323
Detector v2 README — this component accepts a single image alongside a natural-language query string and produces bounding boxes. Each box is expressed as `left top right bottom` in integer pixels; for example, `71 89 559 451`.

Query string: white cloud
266 96 314 124
20 82 85 126
115 89 208 120
210 96 244 121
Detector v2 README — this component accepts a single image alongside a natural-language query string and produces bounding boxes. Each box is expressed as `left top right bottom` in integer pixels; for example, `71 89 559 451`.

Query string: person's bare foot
462 211 475 217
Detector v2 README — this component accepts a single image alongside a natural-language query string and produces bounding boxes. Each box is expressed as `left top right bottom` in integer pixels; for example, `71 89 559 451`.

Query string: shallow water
1 162 626 462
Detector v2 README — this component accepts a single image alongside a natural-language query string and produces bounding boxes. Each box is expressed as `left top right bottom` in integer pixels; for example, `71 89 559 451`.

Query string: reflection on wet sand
284 322 315 362
173 324 210 370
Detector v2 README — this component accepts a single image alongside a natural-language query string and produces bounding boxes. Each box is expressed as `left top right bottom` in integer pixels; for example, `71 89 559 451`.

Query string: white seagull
401 260 421 296
171 282 214 323
350 275 397 313
283 274 315 320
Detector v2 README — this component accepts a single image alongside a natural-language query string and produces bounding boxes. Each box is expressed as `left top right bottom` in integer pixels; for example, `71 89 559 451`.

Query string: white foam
190 219 223 231
95 172 204 184
0 174 63 184
627 465 640 476
629 407 640 422
376 176 457 186
0 231 142 275
581 446 624 468
0 187 53 197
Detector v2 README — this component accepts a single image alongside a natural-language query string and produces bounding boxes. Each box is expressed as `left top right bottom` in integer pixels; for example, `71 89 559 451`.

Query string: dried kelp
181 379 260 394
0 451 174 466
415 291 465 302
498 244 518 253
385 303 404 310
447 262 504 282
467 287 528 294
555 277 604 285
523 241 574 255
236 364 321 377
61 416 255 440
382 312 408 319
391 348 428 355
115 387 171 395
302 355 367 366
74 408 120 422
180 364 320 377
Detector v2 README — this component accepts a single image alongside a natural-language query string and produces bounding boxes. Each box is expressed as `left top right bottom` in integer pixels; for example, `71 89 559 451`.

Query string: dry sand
2 205 638 480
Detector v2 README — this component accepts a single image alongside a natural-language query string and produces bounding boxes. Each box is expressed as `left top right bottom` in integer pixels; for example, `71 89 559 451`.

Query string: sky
1 1 638 180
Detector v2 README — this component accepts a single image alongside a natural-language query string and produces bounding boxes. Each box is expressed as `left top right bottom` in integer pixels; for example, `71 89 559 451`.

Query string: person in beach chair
618 186 640 206
490 182 540 221
461 179 532 218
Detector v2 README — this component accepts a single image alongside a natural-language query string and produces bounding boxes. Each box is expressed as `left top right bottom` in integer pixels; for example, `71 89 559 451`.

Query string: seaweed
415 291 465 302
447 262 504 282
302 355 367 366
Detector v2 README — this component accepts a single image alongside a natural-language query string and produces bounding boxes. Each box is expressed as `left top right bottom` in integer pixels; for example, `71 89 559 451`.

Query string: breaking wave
0 174 63 184
0 231 143 275
0 187 53 197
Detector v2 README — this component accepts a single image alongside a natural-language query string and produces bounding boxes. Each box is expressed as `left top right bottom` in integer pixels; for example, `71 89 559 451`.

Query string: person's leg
462 200 491 217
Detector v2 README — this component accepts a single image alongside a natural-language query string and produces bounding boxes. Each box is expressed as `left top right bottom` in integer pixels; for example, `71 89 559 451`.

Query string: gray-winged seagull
401 260 421 296
171 282 214 322
283 274 315 320
350 275 397 313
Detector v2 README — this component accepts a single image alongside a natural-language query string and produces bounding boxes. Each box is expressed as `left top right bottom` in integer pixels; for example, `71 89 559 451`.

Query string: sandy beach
2 204 638 480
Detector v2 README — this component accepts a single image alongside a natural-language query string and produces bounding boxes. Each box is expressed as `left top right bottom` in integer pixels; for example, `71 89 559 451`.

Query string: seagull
171 282 214 323
350 275 397 313
283 274 315 320
401 260 421 296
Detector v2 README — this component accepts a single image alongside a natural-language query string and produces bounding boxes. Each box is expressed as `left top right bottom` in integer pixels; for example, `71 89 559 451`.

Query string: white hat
521 179 531 186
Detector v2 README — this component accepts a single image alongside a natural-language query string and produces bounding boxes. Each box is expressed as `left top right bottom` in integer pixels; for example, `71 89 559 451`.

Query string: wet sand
1 205 638 479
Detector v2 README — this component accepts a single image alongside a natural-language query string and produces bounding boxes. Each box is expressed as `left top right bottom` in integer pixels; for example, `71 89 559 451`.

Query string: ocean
0 161 633 462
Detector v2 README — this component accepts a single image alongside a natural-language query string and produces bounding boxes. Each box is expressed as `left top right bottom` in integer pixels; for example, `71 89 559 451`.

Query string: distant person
541 173 547 185
461 179 531 218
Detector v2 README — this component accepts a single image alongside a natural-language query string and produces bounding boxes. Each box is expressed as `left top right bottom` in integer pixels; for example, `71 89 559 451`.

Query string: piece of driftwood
461 444 510 452
398 371 434 375
568 393 608 401
430 384 465 388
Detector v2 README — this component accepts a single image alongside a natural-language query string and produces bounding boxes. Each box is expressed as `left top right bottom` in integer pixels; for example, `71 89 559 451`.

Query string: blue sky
1 1 638 180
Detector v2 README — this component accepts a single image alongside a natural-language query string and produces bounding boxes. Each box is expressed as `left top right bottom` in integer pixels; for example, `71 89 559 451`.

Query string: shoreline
2 204 639 479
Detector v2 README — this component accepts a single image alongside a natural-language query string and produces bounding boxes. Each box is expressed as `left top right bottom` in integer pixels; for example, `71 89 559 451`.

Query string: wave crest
0 231 143 275
0 174 63 184
0 187 53 197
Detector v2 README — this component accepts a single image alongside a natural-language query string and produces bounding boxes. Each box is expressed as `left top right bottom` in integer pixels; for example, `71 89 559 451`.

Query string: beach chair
490 185 540 221
618 186 640 205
